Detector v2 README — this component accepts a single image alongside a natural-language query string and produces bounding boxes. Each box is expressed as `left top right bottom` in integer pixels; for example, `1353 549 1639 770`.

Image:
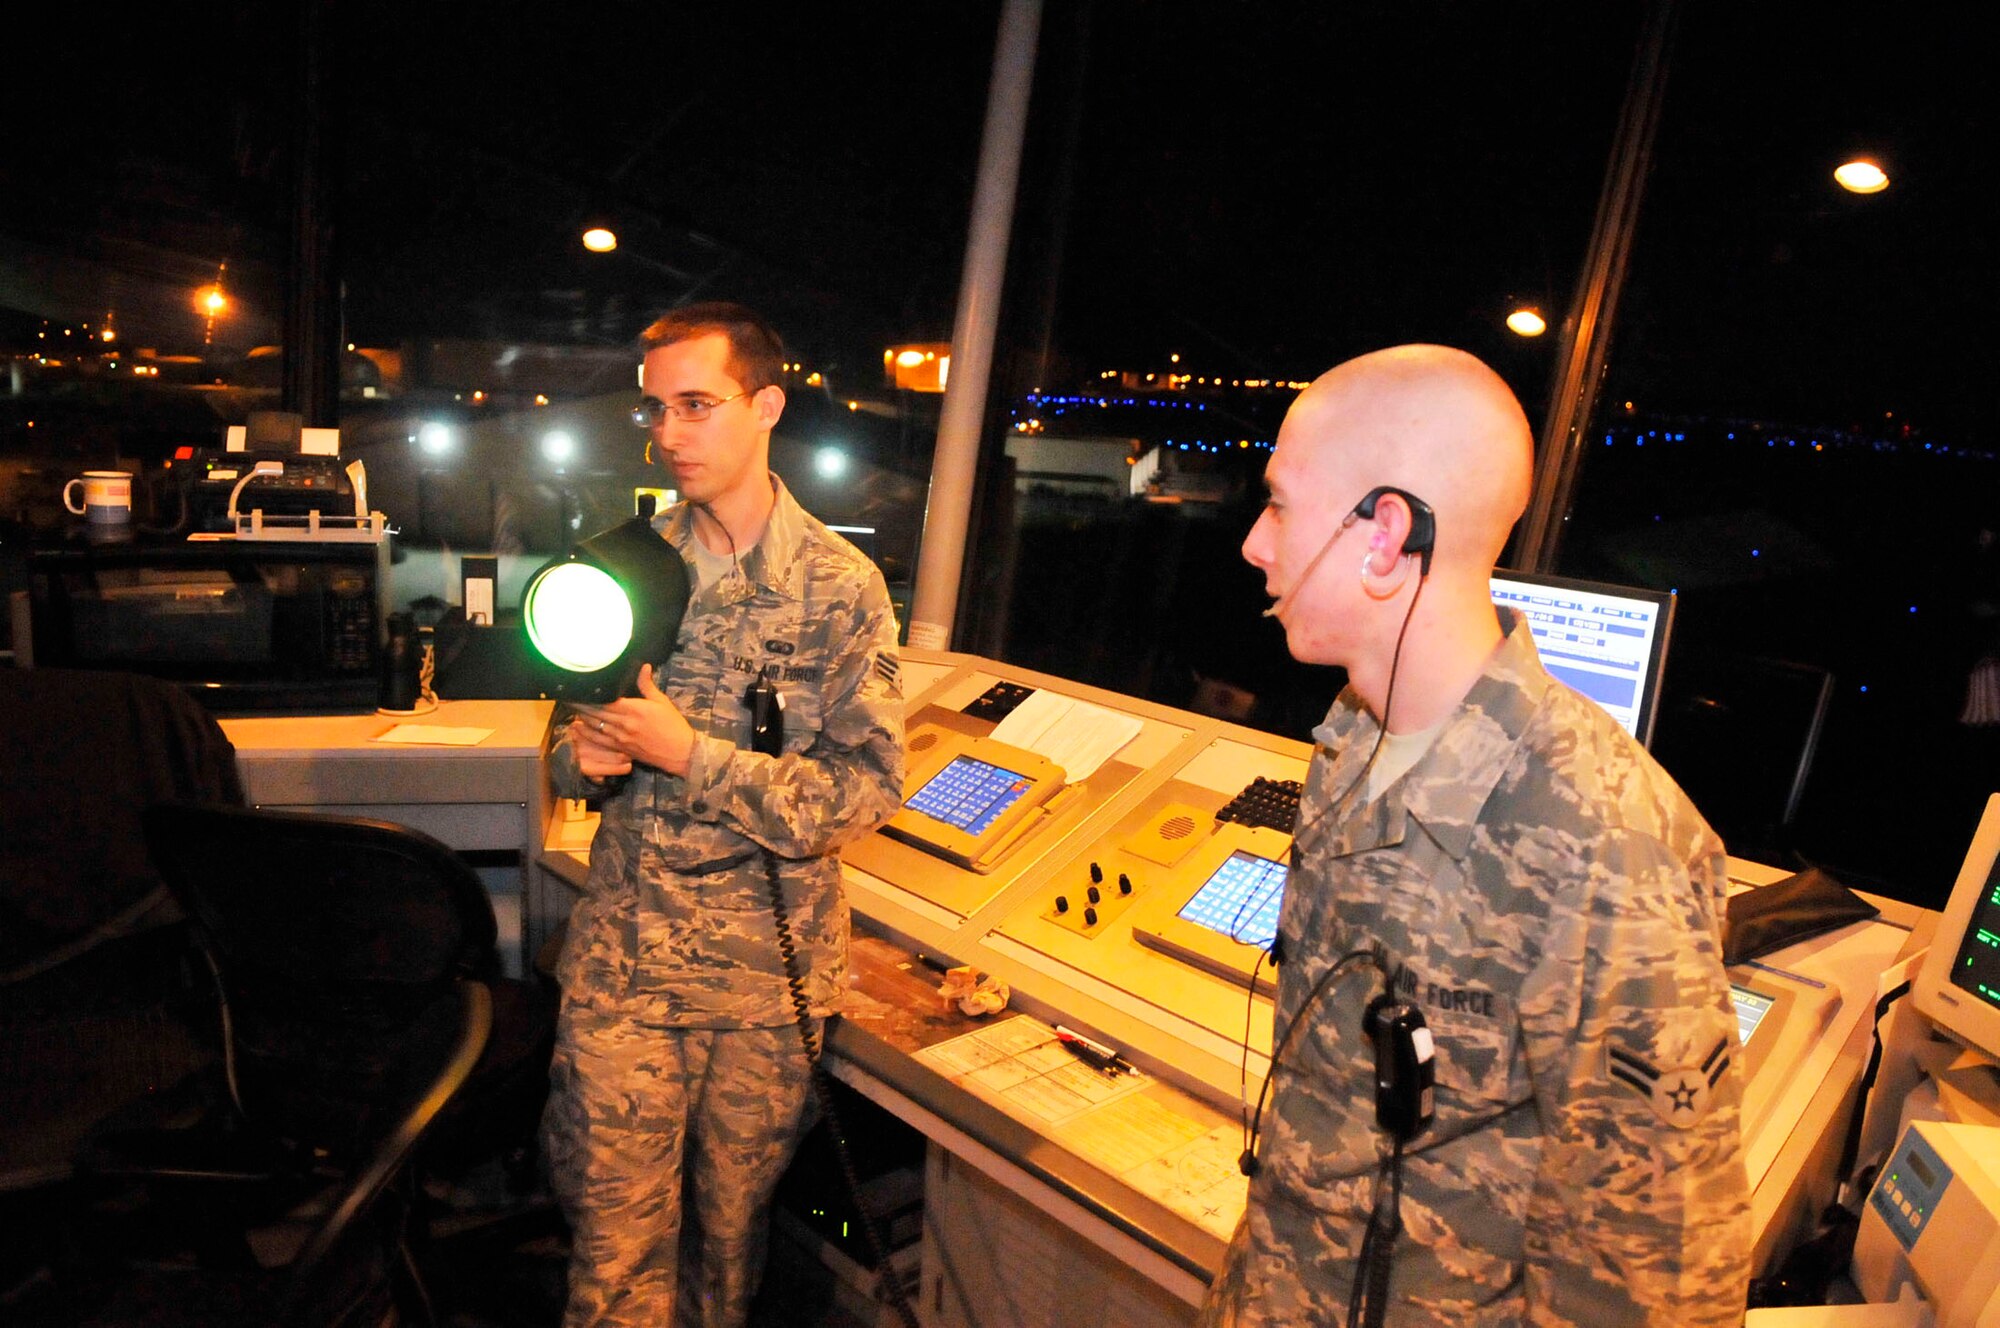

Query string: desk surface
831 934 1230 1285
219 699 553 758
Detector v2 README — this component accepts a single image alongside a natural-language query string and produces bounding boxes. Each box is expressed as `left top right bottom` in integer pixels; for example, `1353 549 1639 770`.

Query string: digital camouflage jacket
548 476 904 1027
1206 612 1750 1327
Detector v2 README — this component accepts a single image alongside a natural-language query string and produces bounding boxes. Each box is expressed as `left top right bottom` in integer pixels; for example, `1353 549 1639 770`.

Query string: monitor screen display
1490 569 1675 746
1731 984 1777 1045
1913 793 2000 1065
1175 849 1288 950
904 754 1034 838
1945 848 2000 1015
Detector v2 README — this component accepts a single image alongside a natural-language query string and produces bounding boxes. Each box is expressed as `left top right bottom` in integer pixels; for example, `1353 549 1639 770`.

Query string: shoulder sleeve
1517 829 1750 1328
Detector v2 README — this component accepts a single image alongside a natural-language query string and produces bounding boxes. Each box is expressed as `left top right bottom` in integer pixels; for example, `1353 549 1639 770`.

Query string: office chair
0 669 243 1194
48 981 491 1327
42 804 554 1320
133 802 556 1170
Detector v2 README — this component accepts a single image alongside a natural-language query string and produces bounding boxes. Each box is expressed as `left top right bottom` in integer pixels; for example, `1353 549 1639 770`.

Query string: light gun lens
523 562 634 674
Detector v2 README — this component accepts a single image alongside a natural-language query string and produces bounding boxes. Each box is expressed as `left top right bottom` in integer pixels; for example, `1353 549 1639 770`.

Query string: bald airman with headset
1205 345 1749 1328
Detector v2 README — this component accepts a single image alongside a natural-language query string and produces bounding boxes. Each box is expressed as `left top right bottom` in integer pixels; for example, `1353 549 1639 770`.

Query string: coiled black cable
1347 1138 1405 1328
764 851 922 1328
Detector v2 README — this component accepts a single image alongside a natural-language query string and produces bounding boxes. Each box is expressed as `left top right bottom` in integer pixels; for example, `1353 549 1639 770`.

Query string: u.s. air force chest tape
1605 1025 1735 1128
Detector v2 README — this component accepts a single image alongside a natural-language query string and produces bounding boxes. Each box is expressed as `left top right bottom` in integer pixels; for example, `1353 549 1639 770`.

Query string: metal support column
1516 0 1679 572
907 0 1044 650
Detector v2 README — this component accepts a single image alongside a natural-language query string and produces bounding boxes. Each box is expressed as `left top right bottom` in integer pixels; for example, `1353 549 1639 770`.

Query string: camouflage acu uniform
1204 612 1750 1328
542 475 905 1328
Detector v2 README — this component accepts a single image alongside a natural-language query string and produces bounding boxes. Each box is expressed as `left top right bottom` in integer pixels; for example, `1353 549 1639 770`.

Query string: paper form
990 690 1143 782
912 1013 1250 1241
373 725 495 746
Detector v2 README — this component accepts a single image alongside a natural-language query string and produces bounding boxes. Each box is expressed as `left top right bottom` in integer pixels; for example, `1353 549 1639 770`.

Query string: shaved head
1244 344 1536 724
1281 344 1532 577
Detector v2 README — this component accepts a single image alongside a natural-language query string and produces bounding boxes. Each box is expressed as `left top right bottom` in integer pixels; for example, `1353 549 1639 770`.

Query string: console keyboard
1214 776 1302 834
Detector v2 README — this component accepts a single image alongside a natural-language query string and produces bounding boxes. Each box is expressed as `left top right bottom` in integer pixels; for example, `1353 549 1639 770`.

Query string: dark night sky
3 2 1992 436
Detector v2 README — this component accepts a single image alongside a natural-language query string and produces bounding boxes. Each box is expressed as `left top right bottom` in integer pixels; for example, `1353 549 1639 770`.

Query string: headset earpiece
1352 486 1437 576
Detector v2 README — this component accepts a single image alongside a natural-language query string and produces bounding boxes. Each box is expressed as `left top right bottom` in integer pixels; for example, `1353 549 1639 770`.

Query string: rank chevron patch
1606 1034 1732 1129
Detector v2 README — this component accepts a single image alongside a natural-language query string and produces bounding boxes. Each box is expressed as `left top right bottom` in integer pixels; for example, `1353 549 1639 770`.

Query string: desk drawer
238 755 527 807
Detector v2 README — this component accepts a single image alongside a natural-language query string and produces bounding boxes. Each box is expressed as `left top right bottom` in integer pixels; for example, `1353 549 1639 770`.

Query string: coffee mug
63 471 133 524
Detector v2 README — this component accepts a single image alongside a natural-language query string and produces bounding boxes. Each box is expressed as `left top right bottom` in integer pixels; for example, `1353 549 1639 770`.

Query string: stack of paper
990 690 1143 782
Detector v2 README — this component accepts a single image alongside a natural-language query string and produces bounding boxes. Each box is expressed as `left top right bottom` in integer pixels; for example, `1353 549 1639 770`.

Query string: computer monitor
1489 569 1675 747
1912 793 2000 1066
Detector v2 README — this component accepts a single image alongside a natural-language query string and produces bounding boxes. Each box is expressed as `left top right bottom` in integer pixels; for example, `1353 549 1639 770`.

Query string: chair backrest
142 802 501 1153
1 669 243 980
0 669 242 1190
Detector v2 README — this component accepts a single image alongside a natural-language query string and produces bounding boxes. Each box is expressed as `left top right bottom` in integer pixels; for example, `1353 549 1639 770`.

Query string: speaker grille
909 731 939 752
1160 814 1197 841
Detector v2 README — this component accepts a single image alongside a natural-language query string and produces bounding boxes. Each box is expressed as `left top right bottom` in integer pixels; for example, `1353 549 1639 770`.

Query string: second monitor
1489 568 1674 747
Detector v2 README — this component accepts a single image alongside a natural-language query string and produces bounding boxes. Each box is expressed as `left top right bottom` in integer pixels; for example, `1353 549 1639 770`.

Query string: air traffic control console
841 654 1312 1098
533 645 1929 1315
838 649 1929 1268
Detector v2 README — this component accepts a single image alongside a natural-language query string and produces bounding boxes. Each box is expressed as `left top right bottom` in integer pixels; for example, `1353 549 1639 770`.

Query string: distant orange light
582 227 618 252
1506 309 1547 337
1834 159 1889 194
195 285 228 317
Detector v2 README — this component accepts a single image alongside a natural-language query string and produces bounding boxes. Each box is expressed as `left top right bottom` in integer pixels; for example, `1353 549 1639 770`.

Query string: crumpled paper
936 964 1010 1017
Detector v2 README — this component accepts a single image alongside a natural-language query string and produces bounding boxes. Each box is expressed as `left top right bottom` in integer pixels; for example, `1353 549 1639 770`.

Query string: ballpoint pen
1054 1024 1134 1076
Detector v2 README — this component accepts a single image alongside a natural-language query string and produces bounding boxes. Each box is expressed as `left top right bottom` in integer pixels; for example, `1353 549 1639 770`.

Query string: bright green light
524 563 634 673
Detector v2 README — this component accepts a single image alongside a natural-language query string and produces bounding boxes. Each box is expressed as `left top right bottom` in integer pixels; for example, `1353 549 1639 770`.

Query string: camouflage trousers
542 1003 819 1328
1196 1217 1253 1328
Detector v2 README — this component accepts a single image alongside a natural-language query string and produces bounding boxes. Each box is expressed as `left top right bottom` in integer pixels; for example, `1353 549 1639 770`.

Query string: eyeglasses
631 390 753 428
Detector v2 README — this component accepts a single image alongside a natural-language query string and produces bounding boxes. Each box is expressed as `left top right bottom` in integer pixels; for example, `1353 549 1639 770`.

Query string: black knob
1087 886 1101 905
1089 862 1104 884
1084 906 1098 927
1118 873 1132 895
1054 895 1069 914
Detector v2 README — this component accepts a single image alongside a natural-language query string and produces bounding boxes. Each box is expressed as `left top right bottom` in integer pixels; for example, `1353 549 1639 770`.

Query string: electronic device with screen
1489 568 1674 747
1731 980 1796 1085
1730 968 1839 1141
882 732 1068 873
1912 792 2000 1066
1132 820 1294 994
1851 1119 2000 1327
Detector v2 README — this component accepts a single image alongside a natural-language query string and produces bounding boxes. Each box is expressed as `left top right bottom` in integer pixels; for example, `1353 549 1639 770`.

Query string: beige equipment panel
988 735 1309 1074
842 666 1197 927
842 651 1311 1105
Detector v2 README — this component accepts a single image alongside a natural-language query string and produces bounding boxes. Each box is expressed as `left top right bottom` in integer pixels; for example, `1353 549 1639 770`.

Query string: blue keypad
906 756 1033 838
1177 851 1287 948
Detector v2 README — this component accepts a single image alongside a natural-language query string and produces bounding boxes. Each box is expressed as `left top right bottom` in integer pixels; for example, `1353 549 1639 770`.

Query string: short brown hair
638 302 786 394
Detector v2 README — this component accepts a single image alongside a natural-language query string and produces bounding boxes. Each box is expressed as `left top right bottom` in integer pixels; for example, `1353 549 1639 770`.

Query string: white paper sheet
373 724 494 747
988 690 1142 782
